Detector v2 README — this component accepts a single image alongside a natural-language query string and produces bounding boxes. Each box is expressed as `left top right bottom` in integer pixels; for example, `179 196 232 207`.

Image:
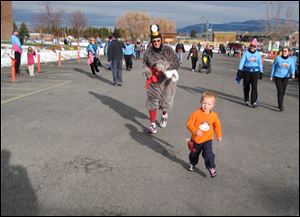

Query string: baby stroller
198 53 211 74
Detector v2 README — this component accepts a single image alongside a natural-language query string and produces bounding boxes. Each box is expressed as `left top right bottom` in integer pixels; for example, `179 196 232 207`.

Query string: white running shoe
148 123 157 134
159 113 168 128
188 164 195 171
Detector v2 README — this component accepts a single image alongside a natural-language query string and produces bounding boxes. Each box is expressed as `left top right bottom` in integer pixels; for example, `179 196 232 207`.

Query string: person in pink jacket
27 47 36 76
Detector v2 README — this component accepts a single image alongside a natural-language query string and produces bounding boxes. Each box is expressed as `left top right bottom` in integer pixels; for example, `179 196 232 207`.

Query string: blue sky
12 1 299 29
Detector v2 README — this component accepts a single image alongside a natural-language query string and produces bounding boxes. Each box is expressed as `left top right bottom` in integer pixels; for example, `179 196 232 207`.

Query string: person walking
187 44 198 72
104 35 113 70
134 39 142 60
270 47 296 112
108 33 125 86
186 91 222 177
238 38 263 107
96 35 103 66
143 24 179 134
175 42 185 64
123 39 135 71
11 30 23 76
86 38 99 76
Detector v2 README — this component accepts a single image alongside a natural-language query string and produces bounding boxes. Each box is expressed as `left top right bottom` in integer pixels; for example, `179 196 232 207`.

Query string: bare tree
284 5 295 36
115 11 177 40
33 2 64 37
152 17 176 33
116 12 151 39
71 10 87 42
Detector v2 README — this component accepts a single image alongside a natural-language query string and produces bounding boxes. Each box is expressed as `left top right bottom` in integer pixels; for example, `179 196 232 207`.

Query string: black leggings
243 72 259 104
274 77 289 108
124 55 133 70
15 52 21 74
191 57 198 70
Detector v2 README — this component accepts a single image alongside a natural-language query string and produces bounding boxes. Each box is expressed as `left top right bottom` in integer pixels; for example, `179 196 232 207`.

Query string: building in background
289 31 299 48
1 1 13 41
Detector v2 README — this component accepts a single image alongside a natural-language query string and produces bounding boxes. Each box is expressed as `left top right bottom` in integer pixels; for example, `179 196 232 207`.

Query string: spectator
27 47 36 77
11 30 23 76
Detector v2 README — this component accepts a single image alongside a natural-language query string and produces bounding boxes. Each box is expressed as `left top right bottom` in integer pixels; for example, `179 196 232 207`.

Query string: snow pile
1 43 104 68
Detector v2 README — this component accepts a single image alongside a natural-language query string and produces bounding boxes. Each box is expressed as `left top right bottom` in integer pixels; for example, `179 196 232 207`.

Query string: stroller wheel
198 65 202 72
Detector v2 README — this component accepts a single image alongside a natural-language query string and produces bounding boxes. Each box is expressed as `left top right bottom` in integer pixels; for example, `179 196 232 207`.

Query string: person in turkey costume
143 24 180 134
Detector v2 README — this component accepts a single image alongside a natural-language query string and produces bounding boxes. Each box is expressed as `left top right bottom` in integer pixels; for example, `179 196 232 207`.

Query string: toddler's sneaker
188 164 195 171
159 113 168 128
148 123 157 134
209 168 217 177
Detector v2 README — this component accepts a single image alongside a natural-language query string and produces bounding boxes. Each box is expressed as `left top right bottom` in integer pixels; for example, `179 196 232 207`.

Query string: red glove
144 67 162 89
186 139 196 152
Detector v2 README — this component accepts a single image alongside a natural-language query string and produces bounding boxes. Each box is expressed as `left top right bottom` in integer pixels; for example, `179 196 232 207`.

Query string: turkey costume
143 25 180 134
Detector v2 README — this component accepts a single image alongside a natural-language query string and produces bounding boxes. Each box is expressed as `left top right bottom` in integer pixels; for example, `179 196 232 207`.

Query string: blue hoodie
11 35 22 52
271 56 295 78
123 43 134 55
239 49 263 73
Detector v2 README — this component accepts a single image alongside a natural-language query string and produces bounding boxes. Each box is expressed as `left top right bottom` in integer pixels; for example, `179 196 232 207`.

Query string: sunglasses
152 40 161 43
283 50 289 53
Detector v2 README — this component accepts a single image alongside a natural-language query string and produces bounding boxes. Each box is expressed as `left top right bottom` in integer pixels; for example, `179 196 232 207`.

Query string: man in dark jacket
108 33 125 86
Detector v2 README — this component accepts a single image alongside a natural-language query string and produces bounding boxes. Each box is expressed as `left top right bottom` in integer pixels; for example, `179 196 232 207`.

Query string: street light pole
206 20 208 41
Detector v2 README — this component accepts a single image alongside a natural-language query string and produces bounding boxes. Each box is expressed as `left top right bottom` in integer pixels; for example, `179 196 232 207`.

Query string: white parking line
1 80 72 105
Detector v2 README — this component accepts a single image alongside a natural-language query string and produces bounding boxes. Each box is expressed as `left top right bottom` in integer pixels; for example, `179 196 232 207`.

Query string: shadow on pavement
88 91 148 130
88 91 206 177
126 124 207 177
73 68 114 85
178 84 279 111
1 150 38 216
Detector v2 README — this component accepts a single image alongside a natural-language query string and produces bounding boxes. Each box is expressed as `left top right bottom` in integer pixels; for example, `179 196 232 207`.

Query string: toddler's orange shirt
187 108 222 144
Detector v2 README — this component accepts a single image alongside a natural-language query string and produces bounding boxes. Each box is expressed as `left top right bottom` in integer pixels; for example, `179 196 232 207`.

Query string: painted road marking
1 80 72 105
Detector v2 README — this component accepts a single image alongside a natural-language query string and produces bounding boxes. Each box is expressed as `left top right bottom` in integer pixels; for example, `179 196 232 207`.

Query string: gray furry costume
143 45 180 112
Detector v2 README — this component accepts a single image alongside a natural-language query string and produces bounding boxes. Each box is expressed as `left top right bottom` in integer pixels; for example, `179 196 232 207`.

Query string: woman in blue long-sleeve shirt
238 38 263 108
270 47 296 112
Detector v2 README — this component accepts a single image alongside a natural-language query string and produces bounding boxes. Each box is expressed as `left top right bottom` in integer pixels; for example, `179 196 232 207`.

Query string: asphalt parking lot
1 53 299 216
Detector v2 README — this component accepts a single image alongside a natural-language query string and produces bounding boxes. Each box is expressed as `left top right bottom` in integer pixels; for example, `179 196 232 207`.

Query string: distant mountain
177 18 299 34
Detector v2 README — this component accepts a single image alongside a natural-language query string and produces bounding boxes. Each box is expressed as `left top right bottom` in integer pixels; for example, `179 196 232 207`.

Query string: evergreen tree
19 22 30 39
190 29 197 38
13 21 18 31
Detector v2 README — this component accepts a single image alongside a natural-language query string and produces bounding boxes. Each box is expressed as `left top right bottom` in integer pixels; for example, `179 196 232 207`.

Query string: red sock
149 110 157 123
162 111 167 116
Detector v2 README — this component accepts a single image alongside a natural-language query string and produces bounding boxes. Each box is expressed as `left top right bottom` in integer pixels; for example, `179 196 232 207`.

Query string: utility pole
206 20 208 41
201 16 204 39
266 1 269 41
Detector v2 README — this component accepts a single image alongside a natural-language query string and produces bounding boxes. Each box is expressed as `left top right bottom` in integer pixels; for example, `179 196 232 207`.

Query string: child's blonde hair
200 91 217 103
